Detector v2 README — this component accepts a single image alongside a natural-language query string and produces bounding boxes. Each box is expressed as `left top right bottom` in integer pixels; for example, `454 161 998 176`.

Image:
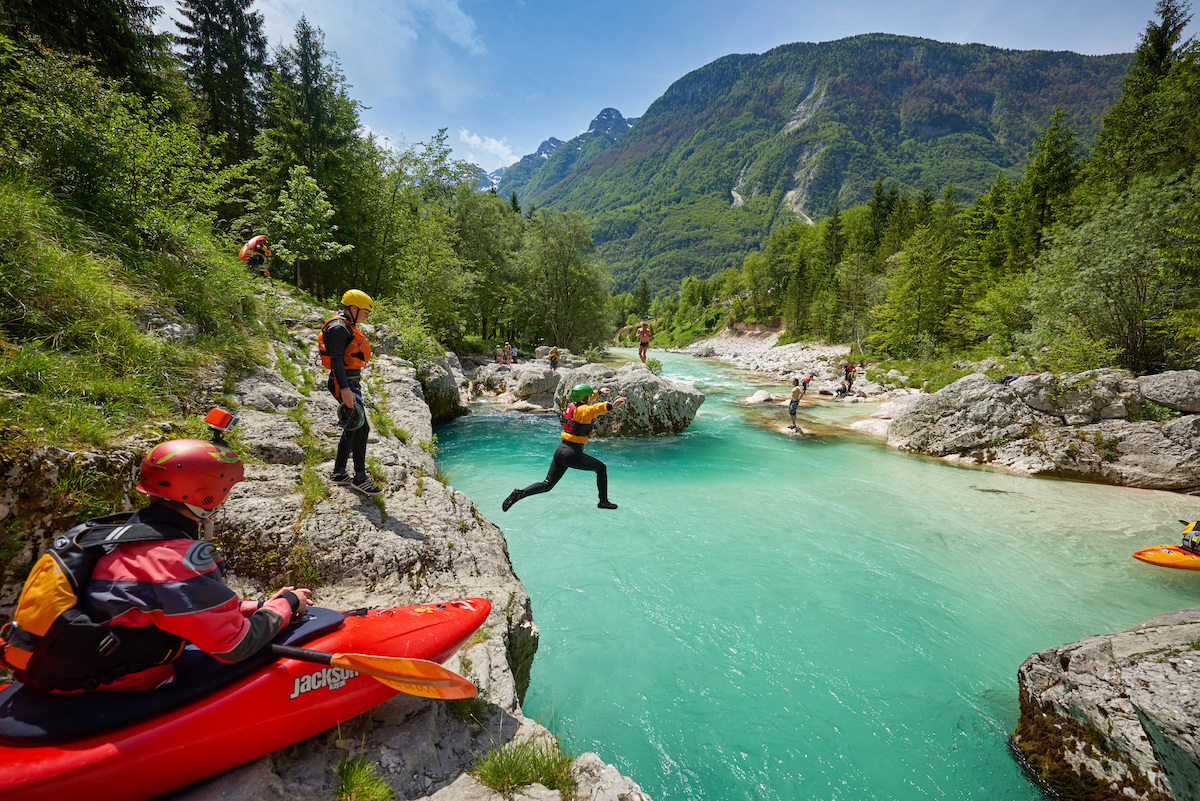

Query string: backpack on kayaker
0 514 188 691
1183 522 1200 555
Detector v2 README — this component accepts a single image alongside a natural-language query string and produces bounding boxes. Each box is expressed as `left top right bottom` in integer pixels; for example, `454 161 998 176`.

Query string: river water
436 349 1200 801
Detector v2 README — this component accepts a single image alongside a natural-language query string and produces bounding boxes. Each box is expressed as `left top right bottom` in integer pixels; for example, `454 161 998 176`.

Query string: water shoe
351 475 383 496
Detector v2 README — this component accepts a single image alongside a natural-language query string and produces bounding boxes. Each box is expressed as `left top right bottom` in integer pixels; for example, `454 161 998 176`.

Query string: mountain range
496 33 1132 295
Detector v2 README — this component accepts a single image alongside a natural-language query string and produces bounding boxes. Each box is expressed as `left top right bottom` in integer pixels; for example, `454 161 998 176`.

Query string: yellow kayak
1132 545 1200 571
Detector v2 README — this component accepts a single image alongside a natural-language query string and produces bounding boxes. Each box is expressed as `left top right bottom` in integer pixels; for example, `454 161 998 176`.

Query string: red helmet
137 439 244 513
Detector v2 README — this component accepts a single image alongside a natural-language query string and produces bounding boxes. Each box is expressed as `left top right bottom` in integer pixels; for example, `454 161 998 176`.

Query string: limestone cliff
1014 607 1200 801
0 286 649 801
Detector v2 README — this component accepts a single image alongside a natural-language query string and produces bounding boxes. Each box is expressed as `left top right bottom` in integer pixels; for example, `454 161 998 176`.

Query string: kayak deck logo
290 666 359 699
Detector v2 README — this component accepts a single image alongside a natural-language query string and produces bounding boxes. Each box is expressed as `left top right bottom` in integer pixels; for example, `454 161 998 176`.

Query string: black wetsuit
517 440 609 503
324 317 370 478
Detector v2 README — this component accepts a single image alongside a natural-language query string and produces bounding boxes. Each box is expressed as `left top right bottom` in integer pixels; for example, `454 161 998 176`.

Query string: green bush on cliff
471 736 576 801
0 178 261 447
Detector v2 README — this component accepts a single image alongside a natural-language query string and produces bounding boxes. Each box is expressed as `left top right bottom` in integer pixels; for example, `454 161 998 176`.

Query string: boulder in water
554 362 704 436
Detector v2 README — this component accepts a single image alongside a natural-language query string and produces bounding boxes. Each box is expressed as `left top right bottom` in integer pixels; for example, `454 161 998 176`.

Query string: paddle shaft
268 643 334 666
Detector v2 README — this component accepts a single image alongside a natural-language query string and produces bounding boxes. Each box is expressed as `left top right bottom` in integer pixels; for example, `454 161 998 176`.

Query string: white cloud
253 0 483 56
458 129 518 171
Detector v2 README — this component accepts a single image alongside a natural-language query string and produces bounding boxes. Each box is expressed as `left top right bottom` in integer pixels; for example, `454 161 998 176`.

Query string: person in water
503 383 626 511
7 439 311 692
788 378 802 430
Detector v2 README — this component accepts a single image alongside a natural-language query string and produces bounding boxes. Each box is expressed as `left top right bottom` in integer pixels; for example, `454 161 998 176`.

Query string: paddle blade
331 652 477 700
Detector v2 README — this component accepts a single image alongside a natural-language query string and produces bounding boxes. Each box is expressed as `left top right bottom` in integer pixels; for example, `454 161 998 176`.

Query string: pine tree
632 278 652 316
1086 0 1196 187
176 0 267 163
2 0 174 101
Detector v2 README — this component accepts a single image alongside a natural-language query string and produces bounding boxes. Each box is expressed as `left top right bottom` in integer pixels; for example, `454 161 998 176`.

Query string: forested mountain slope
501 34 1130 294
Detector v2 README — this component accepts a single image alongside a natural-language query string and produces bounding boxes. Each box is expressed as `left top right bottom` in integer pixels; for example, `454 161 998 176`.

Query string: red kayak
0 598 489 801
238 234 267 261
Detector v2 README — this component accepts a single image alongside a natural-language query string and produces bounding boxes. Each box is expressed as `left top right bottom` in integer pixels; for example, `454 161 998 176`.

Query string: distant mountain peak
535 137 563 158
587 108 634 137
498 109 638 200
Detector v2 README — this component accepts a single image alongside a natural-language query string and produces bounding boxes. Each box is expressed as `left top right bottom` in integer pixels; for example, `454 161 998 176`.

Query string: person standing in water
788 378 802 430
503 384 626 511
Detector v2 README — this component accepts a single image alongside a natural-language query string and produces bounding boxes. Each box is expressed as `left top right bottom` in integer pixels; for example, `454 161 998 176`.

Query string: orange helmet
137 439 244 518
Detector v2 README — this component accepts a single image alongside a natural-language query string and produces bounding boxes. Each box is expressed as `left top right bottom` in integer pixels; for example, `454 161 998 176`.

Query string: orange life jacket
317 315 372 371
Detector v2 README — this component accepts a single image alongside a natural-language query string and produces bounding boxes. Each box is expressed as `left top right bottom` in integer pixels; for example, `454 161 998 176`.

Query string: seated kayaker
2 439 311 693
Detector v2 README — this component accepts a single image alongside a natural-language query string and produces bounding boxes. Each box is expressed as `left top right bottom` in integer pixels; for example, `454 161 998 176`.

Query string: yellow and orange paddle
268 644 476 699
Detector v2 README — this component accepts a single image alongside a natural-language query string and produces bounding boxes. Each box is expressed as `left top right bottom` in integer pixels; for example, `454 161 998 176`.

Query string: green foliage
1130 400 1184 423
2 0 178 104
0 178 257 446
503 35 1129 296
333 754 395 801
1028 176 1200 373
269 165 352 286
175 0 267 164
0 44 246 244
471 737 577 801
645 357 663 375
515 208 612 350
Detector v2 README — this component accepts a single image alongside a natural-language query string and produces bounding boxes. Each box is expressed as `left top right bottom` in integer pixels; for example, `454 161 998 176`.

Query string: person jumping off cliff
503 384 626 511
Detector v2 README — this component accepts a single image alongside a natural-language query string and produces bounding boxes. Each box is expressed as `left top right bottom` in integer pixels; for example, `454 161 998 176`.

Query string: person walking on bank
503 384 626 512
317 289 382 496
636 322 652 363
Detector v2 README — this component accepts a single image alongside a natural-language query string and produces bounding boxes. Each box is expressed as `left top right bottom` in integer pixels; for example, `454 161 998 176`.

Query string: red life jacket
561 403 594 438
317 315 372 371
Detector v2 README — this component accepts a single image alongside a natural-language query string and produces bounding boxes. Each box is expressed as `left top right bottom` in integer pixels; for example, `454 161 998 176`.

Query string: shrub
333 754 395 801
471 737 576 801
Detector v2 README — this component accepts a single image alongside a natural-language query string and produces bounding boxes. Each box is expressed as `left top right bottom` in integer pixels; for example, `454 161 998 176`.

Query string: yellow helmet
340 289 374 312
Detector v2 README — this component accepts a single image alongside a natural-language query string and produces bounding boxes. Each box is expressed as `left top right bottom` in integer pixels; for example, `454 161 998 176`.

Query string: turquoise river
435 349 1200 801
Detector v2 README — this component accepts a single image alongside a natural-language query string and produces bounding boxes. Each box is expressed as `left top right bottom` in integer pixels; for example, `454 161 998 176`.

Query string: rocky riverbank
1013 607 1200 801
0 286 649 801
674 329 913 402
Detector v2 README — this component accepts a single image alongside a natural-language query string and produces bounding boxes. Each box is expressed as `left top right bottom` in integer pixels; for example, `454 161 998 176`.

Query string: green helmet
570 384 593 403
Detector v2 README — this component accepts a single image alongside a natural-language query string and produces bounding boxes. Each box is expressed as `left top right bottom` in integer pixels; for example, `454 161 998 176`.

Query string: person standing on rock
549 346 559 371
317 289 382 496
503 384 626 512
788 378 802 430
504 342 514 364
637 323 652 363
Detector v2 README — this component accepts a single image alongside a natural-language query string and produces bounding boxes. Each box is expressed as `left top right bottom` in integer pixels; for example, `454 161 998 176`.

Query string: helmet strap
183 502 222 520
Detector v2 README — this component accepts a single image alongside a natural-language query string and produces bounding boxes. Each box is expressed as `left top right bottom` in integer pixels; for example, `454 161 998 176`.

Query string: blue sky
157 0 1197 172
